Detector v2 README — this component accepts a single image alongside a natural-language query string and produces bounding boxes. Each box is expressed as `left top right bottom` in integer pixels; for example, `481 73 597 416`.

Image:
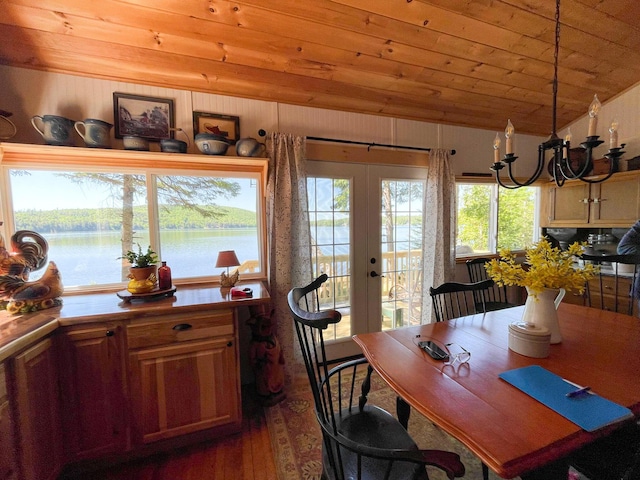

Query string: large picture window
456 183 540 257
0 145 266 291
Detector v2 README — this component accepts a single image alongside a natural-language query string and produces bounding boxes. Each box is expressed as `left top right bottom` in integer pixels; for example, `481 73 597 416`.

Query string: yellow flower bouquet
485 238 597 296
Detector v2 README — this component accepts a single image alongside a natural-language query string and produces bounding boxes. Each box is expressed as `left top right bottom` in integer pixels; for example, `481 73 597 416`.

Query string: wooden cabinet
57 323 127 461
12 337 62 480
127 310 240 444
586 275 634 314
0 363 17 480
541 172 640 227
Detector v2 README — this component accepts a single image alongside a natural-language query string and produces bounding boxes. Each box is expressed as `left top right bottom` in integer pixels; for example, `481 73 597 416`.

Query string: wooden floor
59 387 277 480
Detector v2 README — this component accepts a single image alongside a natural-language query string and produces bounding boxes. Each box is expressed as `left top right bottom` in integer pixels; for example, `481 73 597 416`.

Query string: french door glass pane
307 176 352 341
380 179 424 329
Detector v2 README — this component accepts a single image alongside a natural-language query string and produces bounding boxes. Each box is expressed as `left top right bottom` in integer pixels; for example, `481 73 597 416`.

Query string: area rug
265 372 519 480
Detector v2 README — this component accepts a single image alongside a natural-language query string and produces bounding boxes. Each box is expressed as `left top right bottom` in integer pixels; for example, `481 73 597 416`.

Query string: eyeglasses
444 343 471 366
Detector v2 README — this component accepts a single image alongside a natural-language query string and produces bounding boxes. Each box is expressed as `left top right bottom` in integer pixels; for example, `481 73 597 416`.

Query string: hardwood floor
59 387 277 480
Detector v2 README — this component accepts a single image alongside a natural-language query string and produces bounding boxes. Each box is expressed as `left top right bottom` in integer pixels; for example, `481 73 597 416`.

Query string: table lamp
216 250 240 287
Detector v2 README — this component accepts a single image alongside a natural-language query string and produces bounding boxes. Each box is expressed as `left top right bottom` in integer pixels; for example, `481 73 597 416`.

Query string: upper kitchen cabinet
540 171 640 227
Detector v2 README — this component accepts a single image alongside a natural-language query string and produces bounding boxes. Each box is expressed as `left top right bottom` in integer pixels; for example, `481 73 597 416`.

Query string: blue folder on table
499 365 634 432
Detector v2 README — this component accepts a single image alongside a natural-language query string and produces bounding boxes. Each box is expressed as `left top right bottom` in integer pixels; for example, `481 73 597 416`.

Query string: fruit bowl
195 133 230 155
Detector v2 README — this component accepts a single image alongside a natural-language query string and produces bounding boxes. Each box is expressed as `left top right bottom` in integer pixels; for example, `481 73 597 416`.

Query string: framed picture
113 92 175 141
193 111 240 145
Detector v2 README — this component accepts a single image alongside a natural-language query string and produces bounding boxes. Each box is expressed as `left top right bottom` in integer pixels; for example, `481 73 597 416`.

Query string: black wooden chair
581 254 640 317
569 421 640 480
465 258 516 311
288 274 466 480
429 279 495 480
429 279 495 323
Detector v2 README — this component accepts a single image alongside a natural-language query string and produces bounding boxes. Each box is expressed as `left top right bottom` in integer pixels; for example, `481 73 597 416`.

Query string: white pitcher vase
521 287 566 344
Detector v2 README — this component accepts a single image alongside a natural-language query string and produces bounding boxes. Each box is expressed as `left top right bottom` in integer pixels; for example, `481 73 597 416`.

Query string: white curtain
265 132 312 378
420 148 457 323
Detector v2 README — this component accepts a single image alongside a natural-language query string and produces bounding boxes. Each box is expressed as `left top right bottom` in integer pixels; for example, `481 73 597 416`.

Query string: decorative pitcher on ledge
521 287 566 344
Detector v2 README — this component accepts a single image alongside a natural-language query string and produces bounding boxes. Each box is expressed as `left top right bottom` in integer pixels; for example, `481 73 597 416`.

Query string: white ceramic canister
508 321 551 358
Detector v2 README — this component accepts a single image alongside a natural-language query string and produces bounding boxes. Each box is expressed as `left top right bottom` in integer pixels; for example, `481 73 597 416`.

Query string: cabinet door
13 337 62 480
57 324 127 461
0 363 17 480
129 337 239 444
544 182 590 226
590 175 640 226
587 276 633 314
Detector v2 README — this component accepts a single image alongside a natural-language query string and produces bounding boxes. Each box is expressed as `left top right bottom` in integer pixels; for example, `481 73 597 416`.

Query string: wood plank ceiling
1 0 640 136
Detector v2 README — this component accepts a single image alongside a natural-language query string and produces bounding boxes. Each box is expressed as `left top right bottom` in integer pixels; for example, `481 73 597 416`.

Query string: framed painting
193 112 240 145
113 92 175 141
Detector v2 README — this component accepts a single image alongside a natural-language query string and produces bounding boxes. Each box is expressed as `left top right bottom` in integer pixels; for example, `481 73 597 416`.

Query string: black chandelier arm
575 147 624 184
494 169 525 189
551 159 566 187
515 149 546 187
557 141 593 180
491 148 546 188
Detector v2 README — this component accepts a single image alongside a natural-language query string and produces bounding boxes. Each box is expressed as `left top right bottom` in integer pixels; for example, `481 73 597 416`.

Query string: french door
306 161 427 360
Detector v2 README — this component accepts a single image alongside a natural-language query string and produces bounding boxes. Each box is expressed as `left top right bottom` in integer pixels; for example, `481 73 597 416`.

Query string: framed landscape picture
113 92 175 141
193 111 240 145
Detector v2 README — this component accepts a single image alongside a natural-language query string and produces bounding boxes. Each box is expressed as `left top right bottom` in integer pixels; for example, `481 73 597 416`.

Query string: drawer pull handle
105 330 115 337
172 323 193 331
227 341 233 347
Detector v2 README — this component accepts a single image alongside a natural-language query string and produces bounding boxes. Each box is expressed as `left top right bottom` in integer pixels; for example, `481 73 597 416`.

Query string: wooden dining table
353 303 640 479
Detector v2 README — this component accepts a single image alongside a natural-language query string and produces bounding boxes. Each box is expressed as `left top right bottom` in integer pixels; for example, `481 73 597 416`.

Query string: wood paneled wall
2 64 640 176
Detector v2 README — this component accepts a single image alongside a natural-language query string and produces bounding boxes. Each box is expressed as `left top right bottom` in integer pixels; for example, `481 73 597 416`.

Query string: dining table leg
396 396 411 429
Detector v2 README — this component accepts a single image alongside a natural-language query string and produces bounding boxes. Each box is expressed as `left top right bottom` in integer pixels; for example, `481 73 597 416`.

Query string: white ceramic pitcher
521 287 566 344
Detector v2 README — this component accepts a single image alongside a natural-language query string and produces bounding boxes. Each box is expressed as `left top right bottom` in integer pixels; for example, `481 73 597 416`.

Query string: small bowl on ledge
160 138 188 154
195 133 230 155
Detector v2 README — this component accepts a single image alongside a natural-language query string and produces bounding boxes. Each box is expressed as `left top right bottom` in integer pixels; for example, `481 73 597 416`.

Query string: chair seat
569 422 640 480
323 405 427 480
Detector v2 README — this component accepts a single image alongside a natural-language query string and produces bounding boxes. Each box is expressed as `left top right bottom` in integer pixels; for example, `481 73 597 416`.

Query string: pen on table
566 386 591 398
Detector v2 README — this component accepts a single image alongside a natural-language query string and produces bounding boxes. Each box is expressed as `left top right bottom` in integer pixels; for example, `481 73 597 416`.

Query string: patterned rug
265 372 519 480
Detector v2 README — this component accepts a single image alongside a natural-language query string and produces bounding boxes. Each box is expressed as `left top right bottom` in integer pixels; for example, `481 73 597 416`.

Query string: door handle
370 271 385 278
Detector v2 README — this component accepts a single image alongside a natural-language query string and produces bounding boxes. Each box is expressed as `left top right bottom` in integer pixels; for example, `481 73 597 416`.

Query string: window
0 146 266 291
456 183 539 256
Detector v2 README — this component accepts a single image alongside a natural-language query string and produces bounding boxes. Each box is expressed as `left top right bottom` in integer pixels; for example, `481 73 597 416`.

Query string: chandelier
491 0 625 189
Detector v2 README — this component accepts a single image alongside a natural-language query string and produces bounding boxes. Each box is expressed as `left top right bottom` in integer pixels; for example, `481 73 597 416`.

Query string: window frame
0 143 268 293
455 178 540 259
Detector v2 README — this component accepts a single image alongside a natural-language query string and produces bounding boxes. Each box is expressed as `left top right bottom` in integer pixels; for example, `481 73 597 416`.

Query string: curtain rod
257 129 456 155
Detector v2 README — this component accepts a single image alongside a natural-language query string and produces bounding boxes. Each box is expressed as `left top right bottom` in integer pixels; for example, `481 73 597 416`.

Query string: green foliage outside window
457 184 536 255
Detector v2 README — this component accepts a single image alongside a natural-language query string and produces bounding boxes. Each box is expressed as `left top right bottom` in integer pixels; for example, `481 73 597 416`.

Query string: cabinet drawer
587 292 632 313
127 310 234 349
587 276 632 295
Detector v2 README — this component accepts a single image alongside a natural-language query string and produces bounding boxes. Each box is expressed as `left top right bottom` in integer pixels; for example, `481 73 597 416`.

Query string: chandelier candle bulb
493 132 501 163
588 94 601 137
505 120 514 154
609 119 619 149
563 128 572 160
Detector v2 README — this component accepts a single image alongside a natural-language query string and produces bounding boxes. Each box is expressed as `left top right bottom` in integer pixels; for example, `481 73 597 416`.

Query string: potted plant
118 243 159 282
485 238 597 343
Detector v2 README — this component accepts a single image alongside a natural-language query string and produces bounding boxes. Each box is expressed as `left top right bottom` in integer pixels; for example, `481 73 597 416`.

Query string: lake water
29 228 259 287
25 225 417 287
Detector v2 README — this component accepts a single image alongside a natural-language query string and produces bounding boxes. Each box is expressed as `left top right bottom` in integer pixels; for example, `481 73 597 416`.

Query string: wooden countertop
0 281 270 362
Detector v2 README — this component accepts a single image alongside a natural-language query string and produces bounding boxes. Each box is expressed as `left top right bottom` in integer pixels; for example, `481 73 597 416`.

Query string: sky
9 170 258 212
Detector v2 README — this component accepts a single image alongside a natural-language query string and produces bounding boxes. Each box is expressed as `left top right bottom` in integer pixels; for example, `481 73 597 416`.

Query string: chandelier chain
552 0 560 136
